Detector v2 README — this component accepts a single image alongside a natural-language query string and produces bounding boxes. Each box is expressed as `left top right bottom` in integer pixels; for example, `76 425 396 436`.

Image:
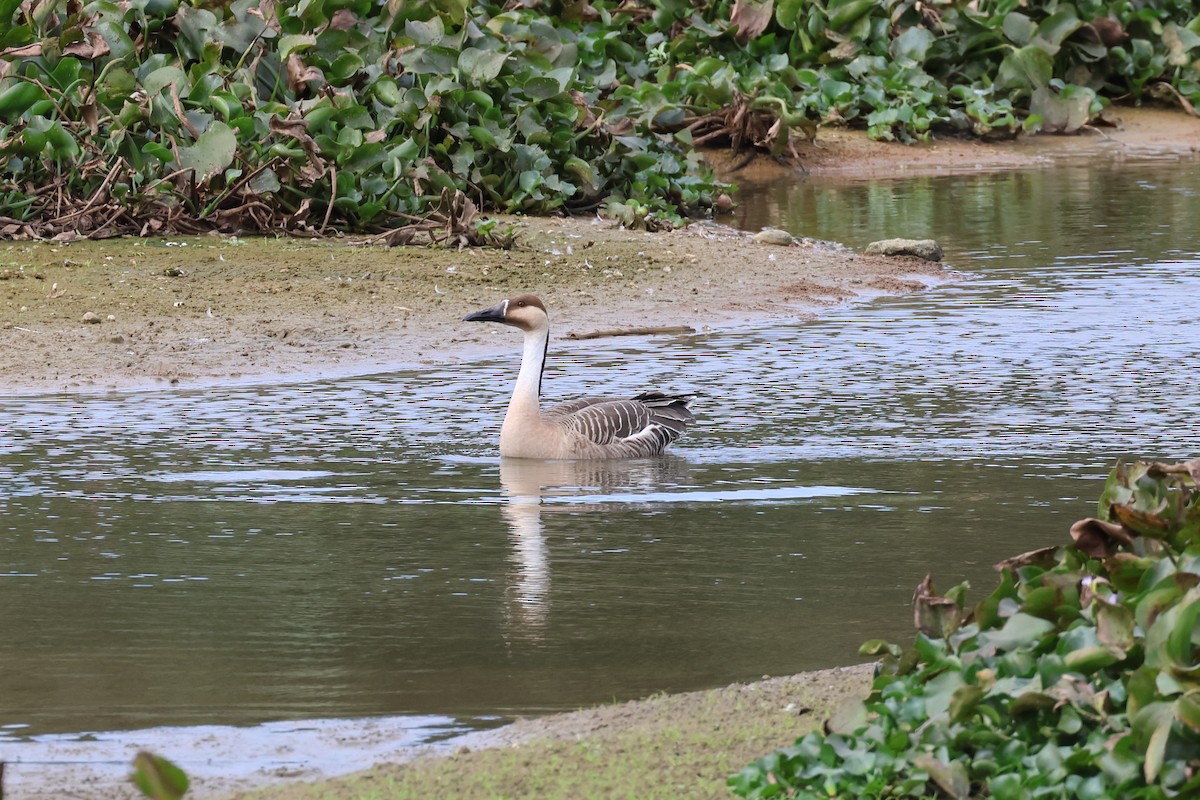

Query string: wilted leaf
1070 517 1133 557
825 697 868 734
1110 503 1172 539
1009 690 1055 715
730 0 774 44
63 31 110 60
912 574 965 638
286 53 325 92
1096 601 1135 651
995 546 1059 572
1030 85 1093 133
913 754 970 799
0 42 42 58
949 684 984 722
405 17 445 46
1162 23 1200 66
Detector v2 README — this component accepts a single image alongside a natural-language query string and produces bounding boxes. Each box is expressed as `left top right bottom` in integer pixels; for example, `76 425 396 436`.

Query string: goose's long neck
509 325 549 419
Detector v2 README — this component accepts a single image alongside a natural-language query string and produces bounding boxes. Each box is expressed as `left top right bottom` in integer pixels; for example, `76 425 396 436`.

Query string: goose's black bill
464 302 506 323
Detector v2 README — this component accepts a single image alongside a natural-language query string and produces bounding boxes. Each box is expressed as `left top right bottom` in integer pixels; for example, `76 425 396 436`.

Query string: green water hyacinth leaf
459 47 508 82
248 168 281 194
1164 590 1200 677
996 44 1054 91
278 34 316 60
402 45 459 75
177 121 237 183
142 66 187 98
1064 644 1121 674
0 0 22 24
949 683 984 722
0 81 47 116
827 697 869 734
772 0 806 30
985 612 1054 651
131 751 188 800
735 461 1200 799
1003 12 1038 46
521 76 562 100
6 0 1200 239
406 17 445 46
891 26 935 66
1034 8 1085 53
1176 692 1200 732
1133 702 1175 783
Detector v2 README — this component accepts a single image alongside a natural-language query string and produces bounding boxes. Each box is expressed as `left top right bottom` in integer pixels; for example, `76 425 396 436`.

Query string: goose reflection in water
497 456 691 642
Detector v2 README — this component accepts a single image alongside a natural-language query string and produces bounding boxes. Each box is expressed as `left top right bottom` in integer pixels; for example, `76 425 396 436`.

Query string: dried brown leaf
1 43 44 59
1070 517 1134 558
912 574 963 638
729 0 774 43
286 53 325 93
994 545 1060 572
64 31 110 60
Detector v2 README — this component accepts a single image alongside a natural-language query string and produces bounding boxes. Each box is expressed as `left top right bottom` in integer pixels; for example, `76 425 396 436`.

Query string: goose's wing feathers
546 392 695 450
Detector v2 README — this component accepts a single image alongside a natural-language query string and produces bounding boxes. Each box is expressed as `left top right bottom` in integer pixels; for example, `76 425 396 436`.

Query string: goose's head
464 294 548 332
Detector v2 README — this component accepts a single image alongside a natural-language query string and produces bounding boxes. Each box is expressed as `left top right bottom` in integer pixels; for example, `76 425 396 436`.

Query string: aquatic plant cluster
0 0 1198 237
730 461 1200 799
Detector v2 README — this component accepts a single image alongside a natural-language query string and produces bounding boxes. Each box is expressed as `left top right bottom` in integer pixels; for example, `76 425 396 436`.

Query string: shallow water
2 160 1199 762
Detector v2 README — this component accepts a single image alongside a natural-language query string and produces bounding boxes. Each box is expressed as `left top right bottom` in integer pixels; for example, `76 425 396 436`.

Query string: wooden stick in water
565 325 695 341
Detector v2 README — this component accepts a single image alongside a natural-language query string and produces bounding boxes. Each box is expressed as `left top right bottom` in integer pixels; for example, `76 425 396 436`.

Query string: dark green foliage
730 460 1200 799
0 0 726 237
0 0 1198 237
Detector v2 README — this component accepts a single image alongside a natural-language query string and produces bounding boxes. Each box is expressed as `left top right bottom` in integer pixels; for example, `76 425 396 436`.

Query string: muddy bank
4 106 1196 397
0 220 944 396
0 666 872 799
238 665 875 800
711 104 1200 183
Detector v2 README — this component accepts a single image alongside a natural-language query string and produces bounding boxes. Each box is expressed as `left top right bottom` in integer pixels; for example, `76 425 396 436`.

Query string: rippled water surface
2 160 1199 747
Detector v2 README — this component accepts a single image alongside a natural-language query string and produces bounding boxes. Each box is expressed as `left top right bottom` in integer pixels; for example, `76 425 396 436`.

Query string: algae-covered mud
241 667 876 800
0 216 940 395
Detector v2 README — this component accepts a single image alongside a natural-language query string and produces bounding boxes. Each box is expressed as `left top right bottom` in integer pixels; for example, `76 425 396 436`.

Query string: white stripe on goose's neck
512 324 550 412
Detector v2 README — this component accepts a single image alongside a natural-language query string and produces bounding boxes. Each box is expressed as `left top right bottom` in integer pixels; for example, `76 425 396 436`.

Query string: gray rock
752 228 797 246
81 311 101 324
864 238 943 262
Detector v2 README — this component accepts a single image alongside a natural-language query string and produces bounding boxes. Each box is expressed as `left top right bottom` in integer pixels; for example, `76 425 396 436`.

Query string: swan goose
464 294 694 459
